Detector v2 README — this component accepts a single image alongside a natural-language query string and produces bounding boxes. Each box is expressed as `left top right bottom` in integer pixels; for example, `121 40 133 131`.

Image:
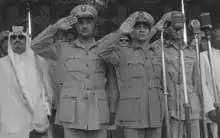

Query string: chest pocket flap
126 51 145 78
127 50 145 65
64 55 83 72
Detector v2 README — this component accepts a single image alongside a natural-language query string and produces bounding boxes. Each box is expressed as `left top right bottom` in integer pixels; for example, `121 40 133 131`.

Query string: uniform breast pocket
64 56 83 72
126 61 145 78
58 88 78 123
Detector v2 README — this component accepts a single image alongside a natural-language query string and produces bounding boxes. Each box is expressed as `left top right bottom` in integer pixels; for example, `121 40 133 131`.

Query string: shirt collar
130 41 153 51
74 38 97 50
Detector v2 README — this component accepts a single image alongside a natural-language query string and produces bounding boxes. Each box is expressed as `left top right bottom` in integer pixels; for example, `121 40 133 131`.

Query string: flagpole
26 1 32 38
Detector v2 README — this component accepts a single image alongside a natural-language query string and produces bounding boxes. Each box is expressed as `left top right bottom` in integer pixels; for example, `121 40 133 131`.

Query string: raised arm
148 11 172 44
31 16 77 60
31 25 60 60
96 15 135 65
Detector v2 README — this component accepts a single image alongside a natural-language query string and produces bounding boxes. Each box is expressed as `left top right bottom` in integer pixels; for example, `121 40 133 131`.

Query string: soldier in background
161 11 202 138
31 4 119 138
118 34 131 47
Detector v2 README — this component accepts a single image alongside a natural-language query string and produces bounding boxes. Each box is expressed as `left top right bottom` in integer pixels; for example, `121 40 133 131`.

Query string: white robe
200 48 220 138
0 33 53 138
200 48 220 113
0 56 32 138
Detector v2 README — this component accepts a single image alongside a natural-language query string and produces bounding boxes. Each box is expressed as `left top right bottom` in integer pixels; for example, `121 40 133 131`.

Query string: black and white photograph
0 0 220 138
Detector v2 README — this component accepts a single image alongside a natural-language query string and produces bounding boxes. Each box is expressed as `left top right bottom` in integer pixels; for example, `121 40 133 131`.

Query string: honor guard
160 11 202 138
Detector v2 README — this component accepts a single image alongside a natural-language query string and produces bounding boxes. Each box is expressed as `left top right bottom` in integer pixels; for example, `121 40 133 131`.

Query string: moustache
15 41 22 45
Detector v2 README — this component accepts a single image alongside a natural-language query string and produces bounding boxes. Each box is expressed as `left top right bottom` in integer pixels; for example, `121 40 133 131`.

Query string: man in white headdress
0 26 52 138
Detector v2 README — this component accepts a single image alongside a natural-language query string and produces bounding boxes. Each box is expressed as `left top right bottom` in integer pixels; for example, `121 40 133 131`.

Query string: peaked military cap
129 11 155 28
70 4 98 20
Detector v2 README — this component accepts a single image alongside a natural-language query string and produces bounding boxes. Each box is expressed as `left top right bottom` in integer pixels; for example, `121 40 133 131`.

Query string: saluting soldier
31 4 119 138
158 11 202 138
96 11 171 138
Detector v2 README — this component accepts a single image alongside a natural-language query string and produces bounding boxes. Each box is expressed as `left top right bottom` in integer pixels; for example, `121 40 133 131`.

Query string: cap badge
81 5 87 12
138 12 145 18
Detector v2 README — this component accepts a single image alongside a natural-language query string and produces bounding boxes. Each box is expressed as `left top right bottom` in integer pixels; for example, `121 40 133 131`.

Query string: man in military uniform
31 4 119 138
96 11 171 138
156 11 202 138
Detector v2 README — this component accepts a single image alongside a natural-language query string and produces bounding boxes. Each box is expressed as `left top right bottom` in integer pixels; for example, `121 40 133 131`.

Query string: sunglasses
10 35 25 40
119 39 129 42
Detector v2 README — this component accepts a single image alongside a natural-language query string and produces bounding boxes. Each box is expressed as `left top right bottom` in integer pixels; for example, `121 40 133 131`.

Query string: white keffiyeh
7 32 49 133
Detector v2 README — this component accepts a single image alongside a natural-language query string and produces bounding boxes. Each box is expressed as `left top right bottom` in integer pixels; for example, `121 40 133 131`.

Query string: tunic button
86 64 89 67
86 52 89 56
86 75 89 79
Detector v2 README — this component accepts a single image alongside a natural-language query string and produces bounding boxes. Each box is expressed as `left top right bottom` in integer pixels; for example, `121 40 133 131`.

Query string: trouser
170 117 200 138
123 127 162 138
207 123 218 138
64 128 107 138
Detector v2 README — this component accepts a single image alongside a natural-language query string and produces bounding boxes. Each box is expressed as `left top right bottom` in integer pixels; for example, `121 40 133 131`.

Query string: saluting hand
54 15 78 30
155 11 172 31
161 11 172 22
119 14 136 34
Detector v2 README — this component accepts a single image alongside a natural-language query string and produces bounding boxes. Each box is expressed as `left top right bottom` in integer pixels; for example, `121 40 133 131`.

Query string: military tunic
97 39 165 128
155 39 202 120
31 25 119 130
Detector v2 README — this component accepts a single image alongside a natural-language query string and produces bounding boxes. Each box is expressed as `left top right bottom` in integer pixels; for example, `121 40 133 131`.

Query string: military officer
31 4 119 138
158 11 202 138
96 11 171 138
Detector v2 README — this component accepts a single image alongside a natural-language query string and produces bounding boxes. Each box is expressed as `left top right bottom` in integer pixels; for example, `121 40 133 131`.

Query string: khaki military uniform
31 25 119 138
32 4 119 138
97 34 165 138
154 39 201 138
